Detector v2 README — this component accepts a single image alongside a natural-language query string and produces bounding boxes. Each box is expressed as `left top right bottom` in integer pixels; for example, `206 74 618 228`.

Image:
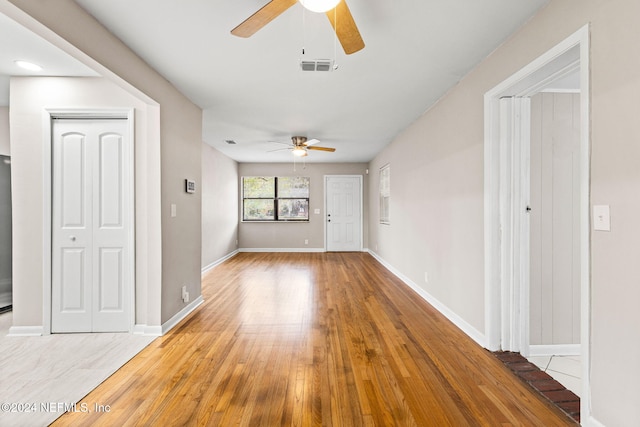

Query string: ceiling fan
270 136 336 157
231 0 365 55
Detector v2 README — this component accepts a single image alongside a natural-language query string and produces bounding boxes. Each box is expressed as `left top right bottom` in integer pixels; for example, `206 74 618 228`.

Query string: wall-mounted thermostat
185 179 196 194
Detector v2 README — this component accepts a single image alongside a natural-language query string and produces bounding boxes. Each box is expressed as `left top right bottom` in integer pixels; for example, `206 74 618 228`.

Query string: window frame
242 176 310 222
379 164 390 225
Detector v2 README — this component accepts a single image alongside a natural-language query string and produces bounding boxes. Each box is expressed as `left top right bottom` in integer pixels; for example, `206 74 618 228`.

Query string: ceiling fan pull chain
333 6 338 69
302 5 306 55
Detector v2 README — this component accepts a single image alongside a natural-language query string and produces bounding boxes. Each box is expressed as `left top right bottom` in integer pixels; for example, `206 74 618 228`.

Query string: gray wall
0 107 9 156
0 154 10 303
0 108 9 299
239 163 368 250
368 1 640 425
201 143 239 268
529 92 581 347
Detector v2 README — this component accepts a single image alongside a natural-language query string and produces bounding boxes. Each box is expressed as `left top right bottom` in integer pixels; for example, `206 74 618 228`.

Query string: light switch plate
593 205 610 231
314 209 320 214
171 203 177 218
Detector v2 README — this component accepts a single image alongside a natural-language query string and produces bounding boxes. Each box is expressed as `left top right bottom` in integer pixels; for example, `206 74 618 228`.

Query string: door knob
70 236 76 241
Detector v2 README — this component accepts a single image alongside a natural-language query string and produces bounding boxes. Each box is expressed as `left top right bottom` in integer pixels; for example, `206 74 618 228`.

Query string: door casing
484 25 590 418
43 108 135 334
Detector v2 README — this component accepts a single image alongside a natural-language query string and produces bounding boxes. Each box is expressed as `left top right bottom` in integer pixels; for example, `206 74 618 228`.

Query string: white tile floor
527 354 582 397
0 311 155 427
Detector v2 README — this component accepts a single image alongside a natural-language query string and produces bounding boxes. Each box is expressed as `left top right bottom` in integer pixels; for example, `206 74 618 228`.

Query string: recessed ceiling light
14 60 43 72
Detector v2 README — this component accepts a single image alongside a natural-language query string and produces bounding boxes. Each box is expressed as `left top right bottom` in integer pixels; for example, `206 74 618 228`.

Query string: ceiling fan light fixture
292 147 307 157
298 0 341 13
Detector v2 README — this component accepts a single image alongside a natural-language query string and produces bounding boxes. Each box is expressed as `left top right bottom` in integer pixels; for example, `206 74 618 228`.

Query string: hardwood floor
53 252 575 426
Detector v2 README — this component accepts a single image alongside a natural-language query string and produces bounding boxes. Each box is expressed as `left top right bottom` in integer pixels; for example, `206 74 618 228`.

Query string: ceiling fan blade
307 146 336 152
326 0 364 55
303 138 320 146
231 0 298 38
269 140 292 146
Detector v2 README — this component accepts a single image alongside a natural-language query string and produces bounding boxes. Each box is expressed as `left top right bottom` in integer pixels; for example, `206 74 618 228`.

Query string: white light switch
593 205 610 231
314 209 320 215
171 203 177 218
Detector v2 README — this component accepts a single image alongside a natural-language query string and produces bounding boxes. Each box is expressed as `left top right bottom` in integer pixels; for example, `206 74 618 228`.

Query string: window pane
243 199 275 220
243 177 275 198
278 199 309 220
278 176 310 198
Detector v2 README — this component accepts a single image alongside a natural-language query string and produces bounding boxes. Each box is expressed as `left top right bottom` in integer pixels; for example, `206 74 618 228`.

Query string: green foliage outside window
242 176 310 221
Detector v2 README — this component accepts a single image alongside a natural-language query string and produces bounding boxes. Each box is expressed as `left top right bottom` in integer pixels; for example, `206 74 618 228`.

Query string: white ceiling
0 12 98 107
2 0 550 162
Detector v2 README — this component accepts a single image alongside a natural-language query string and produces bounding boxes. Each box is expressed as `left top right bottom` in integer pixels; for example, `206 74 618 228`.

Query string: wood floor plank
52 252 575 426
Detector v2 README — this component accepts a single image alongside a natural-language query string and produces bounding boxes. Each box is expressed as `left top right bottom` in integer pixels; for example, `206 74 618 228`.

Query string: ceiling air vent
300 59 333 72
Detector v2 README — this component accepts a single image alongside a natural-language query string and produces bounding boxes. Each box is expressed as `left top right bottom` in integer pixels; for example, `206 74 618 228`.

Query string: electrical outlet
181 285 189 303
424 272 429 283
304 239 309 245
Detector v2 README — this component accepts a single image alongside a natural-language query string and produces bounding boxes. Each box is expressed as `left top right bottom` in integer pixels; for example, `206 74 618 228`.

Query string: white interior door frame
483 25 591 418
42 108 135 334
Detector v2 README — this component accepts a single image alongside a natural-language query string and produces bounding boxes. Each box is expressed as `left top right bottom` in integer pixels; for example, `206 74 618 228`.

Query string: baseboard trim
8 325 44 336
528 344 581 357
584 415 606 427
133 324 163 336
239 248 326 253
202 250 239 275
367 250 487 348
161 295 204 336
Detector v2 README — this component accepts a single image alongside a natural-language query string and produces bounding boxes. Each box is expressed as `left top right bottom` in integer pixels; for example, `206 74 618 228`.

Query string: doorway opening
484 25 590 418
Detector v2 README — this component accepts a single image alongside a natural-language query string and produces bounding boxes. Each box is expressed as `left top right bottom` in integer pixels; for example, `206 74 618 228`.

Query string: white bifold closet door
51 118 131 333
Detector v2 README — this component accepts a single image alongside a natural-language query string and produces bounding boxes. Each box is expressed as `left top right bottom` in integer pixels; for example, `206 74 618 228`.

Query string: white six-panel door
51 119 131 333
326 176 362 252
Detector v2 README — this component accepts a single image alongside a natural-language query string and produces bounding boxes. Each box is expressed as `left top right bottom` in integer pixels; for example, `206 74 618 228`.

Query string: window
242 176 310 221
379 164 390 224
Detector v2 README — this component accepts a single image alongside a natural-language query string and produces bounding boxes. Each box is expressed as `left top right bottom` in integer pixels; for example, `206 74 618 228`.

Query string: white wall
369 1 640 425
201 143 238 269
5 0 203 326
239 163 368 250
9 76 160 329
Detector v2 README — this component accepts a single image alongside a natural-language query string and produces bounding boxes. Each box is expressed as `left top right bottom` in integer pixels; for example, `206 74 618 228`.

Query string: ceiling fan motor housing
292 136 308 146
